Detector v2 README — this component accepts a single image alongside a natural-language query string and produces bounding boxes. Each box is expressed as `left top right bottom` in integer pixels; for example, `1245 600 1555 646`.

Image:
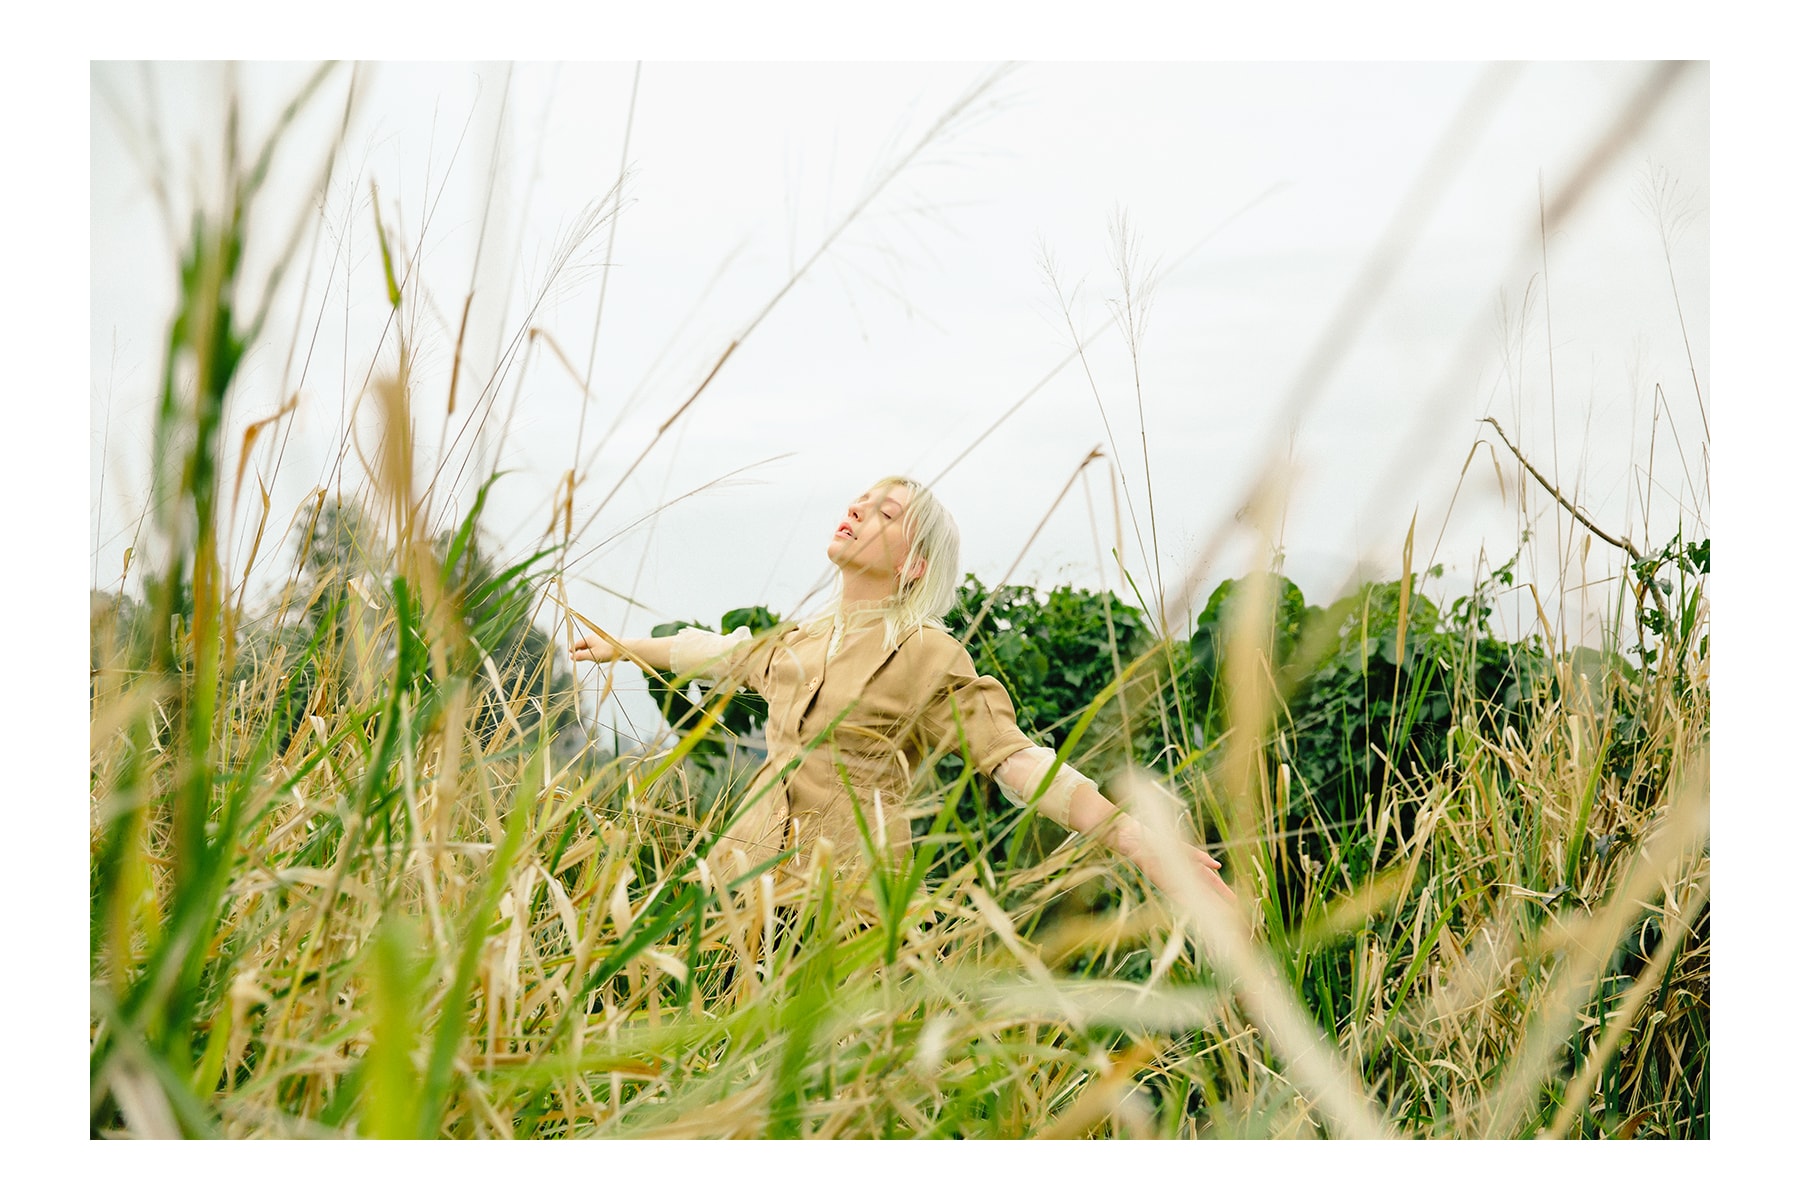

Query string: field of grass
88 63 1708 1140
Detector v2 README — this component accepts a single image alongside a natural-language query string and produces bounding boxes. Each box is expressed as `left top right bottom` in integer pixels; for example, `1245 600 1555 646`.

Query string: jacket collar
800 596 897 635
787 607 912 740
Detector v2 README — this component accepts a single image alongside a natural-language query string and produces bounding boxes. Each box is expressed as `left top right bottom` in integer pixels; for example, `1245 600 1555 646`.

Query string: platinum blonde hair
867 475 961 649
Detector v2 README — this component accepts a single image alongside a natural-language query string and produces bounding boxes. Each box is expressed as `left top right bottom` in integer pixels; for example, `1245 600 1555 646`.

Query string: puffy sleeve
676 626 759 680
991 744 1095 825
916 642 1039 775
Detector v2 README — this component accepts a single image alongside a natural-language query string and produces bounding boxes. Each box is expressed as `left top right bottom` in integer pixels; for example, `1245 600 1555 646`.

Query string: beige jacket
681 602 1037 887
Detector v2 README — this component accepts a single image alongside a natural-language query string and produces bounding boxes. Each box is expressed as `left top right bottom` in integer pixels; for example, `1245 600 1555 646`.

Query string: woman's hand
1149 842 1236 905
570 631 624 664
1063 784 1235 905
1110 819 1234 904
569 631 675 672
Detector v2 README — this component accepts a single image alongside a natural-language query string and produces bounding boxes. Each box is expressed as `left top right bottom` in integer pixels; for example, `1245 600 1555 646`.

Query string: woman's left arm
920 638 1233 903
991 748 1235 903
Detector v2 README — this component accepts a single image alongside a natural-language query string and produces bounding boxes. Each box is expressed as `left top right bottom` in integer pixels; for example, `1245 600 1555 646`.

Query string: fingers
1142 849 1235 906
1183 847 1234 901
569 635 614 664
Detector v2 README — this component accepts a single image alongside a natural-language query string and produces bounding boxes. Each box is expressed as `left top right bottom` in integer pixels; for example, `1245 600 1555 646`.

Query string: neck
838 569 899 607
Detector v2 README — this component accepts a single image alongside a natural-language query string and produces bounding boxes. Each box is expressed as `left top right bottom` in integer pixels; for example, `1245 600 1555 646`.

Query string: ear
903 557 927 583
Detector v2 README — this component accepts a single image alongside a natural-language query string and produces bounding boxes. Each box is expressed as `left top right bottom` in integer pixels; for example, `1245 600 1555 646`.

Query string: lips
836 522 856 540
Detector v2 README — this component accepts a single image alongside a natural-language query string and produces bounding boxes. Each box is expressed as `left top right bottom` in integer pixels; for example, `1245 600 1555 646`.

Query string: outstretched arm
571 625 751 678
991 748 1234 903
570 630 674 672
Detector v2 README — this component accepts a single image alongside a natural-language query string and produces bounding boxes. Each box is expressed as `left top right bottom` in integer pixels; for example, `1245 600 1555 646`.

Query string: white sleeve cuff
993 745 1094 825
667 625 752 680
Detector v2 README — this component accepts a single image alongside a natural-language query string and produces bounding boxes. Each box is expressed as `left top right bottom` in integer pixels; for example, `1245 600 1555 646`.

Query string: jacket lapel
790 620 905 741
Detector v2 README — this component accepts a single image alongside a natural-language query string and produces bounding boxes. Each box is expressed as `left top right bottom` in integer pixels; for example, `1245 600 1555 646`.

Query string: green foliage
1631 533 1709 661
1608 531 1710 807
1177 562 1551 888
1284 581 1459 817
948 574 1153 754
1184 572 1322 730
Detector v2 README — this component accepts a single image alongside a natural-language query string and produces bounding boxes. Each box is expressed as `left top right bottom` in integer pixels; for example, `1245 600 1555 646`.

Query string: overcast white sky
92 58 1708 744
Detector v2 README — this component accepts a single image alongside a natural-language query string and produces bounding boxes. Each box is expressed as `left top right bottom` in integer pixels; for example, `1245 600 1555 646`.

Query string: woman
572 476 1233 904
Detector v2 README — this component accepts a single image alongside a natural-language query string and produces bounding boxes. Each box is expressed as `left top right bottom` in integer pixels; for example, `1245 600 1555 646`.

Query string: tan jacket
696 604 1036 887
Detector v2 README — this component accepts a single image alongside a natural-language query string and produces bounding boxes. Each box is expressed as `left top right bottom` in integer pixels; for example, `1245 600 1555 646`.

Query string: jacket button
806 677 820 689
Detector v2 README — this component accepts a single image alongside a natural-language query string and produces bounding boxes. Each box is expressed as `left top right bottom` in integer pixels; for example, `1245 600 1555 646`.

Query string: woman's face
827 481 917 581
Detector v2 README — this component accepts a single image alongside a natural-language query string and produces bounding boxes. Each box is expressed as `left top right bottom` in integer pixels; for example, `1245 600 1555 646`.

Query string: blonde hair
865 475 961 650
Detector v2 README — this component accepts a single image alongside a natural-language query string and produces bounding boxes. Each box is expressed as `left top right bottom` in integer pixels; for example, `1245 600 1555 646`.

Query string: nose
846 499 865 521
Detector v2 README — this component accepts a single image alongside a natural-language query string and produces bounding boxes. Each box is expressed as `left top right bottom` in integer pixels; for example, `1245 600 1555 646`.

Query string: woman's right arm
570 631 674 672
571 626 752 677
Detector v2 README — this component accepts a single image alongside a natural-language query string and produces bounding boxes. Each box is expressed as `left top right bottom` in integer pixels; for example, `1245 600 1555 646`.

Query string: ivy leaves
947 575 1151 752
